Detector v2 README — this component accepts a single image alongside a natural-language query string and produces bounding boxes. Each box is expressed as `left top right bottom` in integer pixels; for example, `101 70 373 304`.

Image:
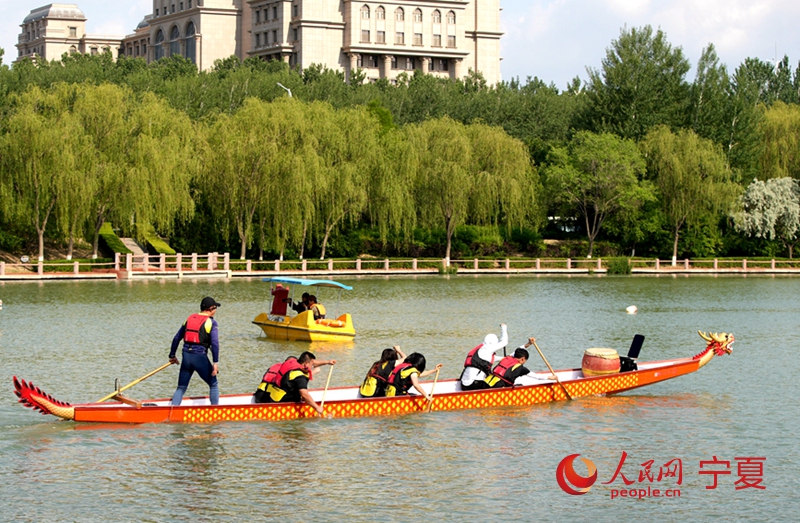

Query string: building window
405 57 413 70
189 0 192 7
361 5 370 19
361 30 370 43
90 47 98 56
273 6 278 19
256 10 260 23
155 29 164 60
391 56 397 69
428 60 434 72
293 4 298 17
447 35 455 47
377 31 385 43
155 8 159 16
135 44 139 56
432 10 441 24
413 33 422 45
357 55 363 67
171 4 176 14
185 22 196 62
432 34 441 47
170 26 181 56
395 32 404 44
180 2 184 10
439 59 449 71
395 8 404 21
376 6 385 20
273 30 278 43
256 33 261 46
69 45 77 54
369 55 378 67
447 11 456 24
69 26 77 38
413 9 422 22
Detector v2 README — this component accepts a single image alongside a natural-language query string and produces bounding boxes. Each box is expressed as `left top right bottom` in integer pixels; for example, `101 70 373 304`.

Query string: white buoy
0 299 3 311
626 305 638 315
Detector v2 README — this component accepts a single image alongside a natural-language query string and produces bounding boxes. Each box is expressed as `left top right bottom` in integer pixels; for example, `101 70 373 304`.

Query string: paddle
97 361 175 403
531 338 573 401
318 364 334 417
425 367 441 413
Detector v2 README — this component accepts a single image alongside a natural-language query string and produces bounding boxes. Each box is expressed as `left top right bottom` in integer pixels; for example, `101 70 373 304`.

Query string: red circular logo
556 454 598 495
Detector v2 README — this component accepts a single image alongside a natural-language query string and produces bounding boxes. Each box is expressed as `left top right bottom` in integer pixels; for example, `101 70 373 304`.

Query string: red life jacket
184 314 210 346
387 362 415 394
464 344 494 375
490 356 522 386
368 360 396 383
262 357 312 388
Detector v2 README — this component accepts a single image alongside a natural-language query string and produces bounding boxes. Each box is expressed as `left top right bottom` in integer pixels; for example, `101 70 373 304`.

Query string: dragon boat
13 332 733 424
252 277 355 341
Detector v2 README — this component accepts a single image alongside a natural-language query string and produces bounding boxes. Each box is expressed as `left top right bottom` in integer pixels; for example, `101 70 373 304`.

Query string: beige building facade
19 1 502 84
16 4 123 62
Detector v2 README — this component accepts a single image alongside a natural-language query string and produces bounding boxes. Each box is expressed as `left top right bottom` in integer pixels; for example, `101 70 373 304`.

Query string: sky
2 0 800 90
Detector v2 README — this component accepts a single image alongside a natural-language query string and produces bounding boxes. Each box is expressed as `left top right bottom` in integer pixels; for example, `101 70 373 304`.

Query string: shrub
438 262 458 275
99 223 132 254
606 257 632 275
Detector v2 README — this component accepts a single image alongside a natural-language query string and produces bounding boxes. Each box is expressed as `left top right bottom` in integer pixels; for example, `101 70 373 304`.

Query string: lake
0 275 795 521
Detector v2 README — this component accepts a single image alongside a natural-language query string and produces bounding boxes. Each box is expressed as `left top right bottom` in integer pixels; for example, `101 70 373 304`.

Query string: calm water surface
0 275 796 522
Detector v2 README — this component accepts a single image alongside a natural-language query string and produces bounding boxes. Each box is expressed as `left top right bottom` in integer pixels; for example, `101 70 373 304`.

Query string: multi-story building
16 4 124 63
19 1 502 84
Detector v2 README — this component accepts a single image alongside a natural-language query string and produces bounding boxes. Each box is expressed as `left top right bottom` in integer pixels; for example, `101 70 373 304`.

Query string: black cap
200 297 221 310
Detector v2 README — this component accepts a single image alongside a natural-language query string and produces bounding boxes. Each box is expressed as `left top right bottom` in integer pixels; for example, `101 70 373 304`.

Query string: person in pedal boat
308 295 326 320
254 351 336 415
286 292 310 314
359 346 407 398
169 297 221 405
483 339 536 388
460 324 508 390
385 352 443 398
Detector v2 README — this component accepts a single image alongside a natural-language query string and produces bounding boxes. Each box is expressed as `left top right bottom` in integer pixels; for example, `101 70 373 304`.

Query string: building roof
23 4 86 24
136 15 153 31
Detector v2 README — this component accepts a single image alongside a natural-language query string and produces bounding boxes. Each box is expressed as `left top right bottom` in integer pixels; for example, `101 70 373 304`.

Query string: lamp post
276 82 292 97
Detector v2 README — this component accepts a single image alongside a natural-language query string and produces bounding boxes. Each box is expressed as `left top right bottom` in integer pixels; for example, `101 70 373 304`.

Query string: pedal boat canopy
253 277 355 341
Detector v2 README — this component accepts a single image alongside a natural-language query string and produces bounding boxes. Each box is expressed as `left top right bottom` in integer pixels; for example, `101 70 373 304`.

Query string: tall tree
586 25 691 140
760 102 800 180
408 117 473 261
204 98 278 259
642 126 739 263
312 103 377 259
0 86 80 260
545 131 648 257
690 44 730 145
734 177 800 258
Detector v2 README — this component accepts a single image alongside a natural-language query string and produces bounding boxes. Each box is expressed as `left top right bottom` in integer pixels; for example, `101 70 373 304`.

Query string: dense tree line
2 25 800 260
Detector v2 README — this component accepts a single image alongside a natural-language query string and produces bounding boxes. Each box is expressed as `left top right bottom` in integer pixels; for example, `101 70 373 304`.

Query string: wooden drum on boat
582 348 621 377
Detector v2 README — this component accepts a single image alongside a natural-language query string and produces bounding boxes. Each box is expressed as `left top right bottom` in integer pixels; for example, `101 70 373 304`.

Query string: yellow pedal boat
253 277 356 341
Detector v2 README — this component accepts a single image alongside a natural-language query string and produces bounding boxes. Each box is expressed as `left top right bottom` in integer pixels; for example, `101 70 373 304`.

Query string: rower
254 351 335 415
484 346 532 388
460 324 508 390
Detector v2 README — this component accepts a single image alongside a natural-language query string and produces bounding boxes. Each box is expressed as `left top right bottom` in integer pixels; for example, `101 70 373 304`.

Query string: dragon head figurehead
694 331 735 368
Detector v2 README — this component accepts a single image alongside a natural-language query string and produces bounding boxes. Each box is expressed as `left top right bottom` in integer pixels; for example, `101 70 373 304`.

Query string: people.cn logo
556 454 598 495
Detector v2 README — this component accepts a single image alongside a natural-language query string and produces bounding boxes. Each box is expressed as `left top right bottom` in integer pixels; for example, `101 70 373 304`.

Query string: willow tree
367 129 418 247
545 131 647 258
735 177 800 258
760 102 800 180
642 126 738 264
70 83 134 258
261 100 321 260
407 117 473 261
0 86 82 260
205 97 282 259
466 122 540 236
127 92 197 238
313 103 378 259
